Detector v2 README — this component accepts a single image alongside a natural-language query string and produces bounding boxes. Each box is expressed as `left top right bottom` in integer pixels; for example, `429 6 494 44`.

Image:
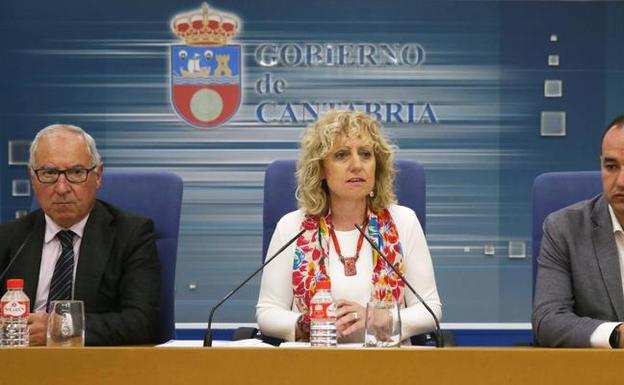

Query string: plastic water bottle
309 279 337 347
1 278 30 347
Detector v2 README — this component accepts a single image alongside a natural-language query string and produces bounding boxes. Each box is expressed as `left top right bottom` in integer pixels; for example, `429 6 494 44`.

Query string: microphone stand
203 228 305 347
0 233 32 283
355 224 444 348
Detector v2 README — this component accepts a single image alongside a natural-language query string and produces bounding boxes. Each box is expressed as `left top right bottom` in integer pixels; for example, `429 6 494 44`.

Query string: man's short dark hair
601 115 624 150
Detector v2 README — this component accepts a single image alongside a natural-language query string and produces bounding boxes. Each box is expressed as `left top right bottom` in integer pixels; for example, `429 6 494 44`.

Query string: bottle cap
6 278 24 289
316 279 331 290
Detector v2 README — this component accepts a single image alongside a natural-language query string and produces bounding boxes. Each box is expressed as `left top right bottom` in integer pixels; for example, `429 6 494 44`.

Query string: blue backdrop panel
0 1 622 331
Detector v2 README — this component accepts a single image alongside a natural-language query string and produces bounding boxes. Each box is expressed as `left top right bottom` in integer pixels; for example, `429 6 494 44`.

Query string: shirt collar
608 204 623 235
44 214 90 244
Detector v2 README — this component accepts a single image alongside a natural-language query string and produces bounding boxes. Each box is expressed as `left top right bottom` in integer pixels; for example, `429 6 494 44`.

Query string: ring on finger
353 312 359 321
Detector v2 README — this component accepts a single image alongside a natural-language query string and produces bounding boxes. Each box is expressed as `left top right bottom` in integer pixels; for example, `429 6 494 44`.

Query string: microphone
203 228 306 347
355 224 444 348
0 232 33 284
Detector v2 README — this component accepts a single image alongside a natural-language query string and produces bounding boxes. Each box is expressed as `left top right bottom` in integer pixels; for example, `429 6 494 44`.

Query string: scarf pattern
292 208 404 315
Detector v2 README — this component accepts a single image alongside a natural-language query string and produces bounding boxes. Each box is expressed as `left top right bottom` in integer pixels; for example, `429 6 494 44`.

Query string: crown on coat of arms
171 3 239 46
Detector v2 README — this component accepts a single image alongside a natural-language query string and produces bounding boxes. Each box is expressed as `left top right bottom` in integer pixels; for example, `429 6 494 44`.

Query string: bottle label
310 302 336 321
1 300 29 318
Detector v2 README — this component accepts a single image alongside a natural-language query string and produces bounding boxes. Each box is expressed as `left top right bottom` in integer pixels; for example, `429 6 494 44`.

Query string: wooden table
2 347 622 385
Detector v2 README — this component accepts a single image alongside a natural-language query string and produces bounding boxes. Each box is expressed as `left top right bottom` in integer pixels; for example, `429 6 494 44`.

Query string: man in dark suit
533 115 624 348
0 124 160 345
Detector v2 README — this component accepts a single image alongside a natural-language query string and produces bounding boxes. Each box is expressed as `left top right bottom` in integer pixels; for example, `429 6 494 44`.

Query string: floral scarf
292 208 405 315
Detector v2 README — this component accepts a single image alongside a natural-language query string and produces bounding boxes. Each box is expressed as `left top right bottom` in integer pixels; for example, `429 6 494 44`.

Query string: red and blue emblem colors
170 45 241 128
169 3 241 128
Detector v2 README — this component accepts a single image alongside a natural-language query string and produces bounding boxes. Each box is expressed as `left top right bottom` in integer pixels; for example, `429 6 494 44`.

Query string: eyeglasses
32 165 97 184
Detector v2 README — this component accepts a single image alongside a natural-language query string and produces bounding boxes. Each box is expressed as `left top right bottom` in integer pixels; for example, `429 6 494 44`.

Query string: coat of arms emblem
170 3 241 128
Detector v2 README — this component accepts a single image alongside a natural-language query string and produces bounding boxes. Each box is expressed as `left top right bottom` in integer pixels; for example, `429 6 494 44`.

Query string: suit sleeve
85 219 161 345
532 214 603 347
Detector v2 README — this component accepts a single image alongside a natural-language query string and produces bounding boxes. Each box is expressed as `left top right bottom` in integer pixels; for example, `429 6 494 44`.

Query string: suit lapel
15 213 46 307
592 196 624 320
74 201 114 307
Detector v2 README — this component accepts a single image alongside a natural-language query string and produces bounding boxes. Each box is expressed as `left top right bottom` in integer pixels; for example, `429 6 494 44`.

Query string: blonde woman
256 110 441 343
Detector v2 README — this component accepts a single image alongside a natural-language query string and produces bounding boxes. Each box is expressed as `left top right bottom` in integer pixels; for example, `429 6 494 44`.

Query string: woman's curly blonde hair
295 110 396 215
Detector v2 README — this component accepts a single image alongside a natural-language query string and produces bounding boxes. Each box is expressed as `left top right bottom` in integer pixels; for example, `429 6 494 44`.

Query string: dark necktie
47 230 75 309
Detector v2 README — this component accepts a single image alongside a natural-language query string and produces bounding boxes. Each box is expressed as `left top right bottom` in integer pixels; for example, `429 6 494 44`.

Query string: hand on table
28 311 49 346
335 300 365 339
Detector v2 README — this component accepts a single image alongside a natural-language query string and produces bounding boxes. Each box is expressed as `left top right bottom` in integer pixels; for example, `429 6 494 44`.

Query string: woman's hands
335 300 365 339
295 314 310 341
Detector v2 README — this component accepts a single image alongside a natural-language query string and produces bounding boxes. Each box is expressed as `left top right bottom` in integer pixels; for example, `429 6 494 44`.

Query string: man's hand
617 324 624 349
28 312 49 346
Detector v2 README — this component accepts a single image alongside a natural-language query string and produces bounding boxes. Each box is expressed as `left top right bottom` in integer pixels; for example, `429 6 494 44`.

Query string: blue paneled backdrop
1 1 622 338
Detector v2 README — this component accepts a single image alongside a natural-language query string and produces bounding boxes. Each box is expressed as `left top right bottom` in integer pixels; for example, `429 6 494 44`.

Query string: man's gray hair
29 124 102 167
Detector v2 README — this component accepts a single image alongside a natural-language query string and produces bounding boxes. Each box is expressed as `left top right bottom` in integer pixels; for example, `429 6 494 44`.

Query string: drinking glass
46 300 85 347
364 300 401 347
